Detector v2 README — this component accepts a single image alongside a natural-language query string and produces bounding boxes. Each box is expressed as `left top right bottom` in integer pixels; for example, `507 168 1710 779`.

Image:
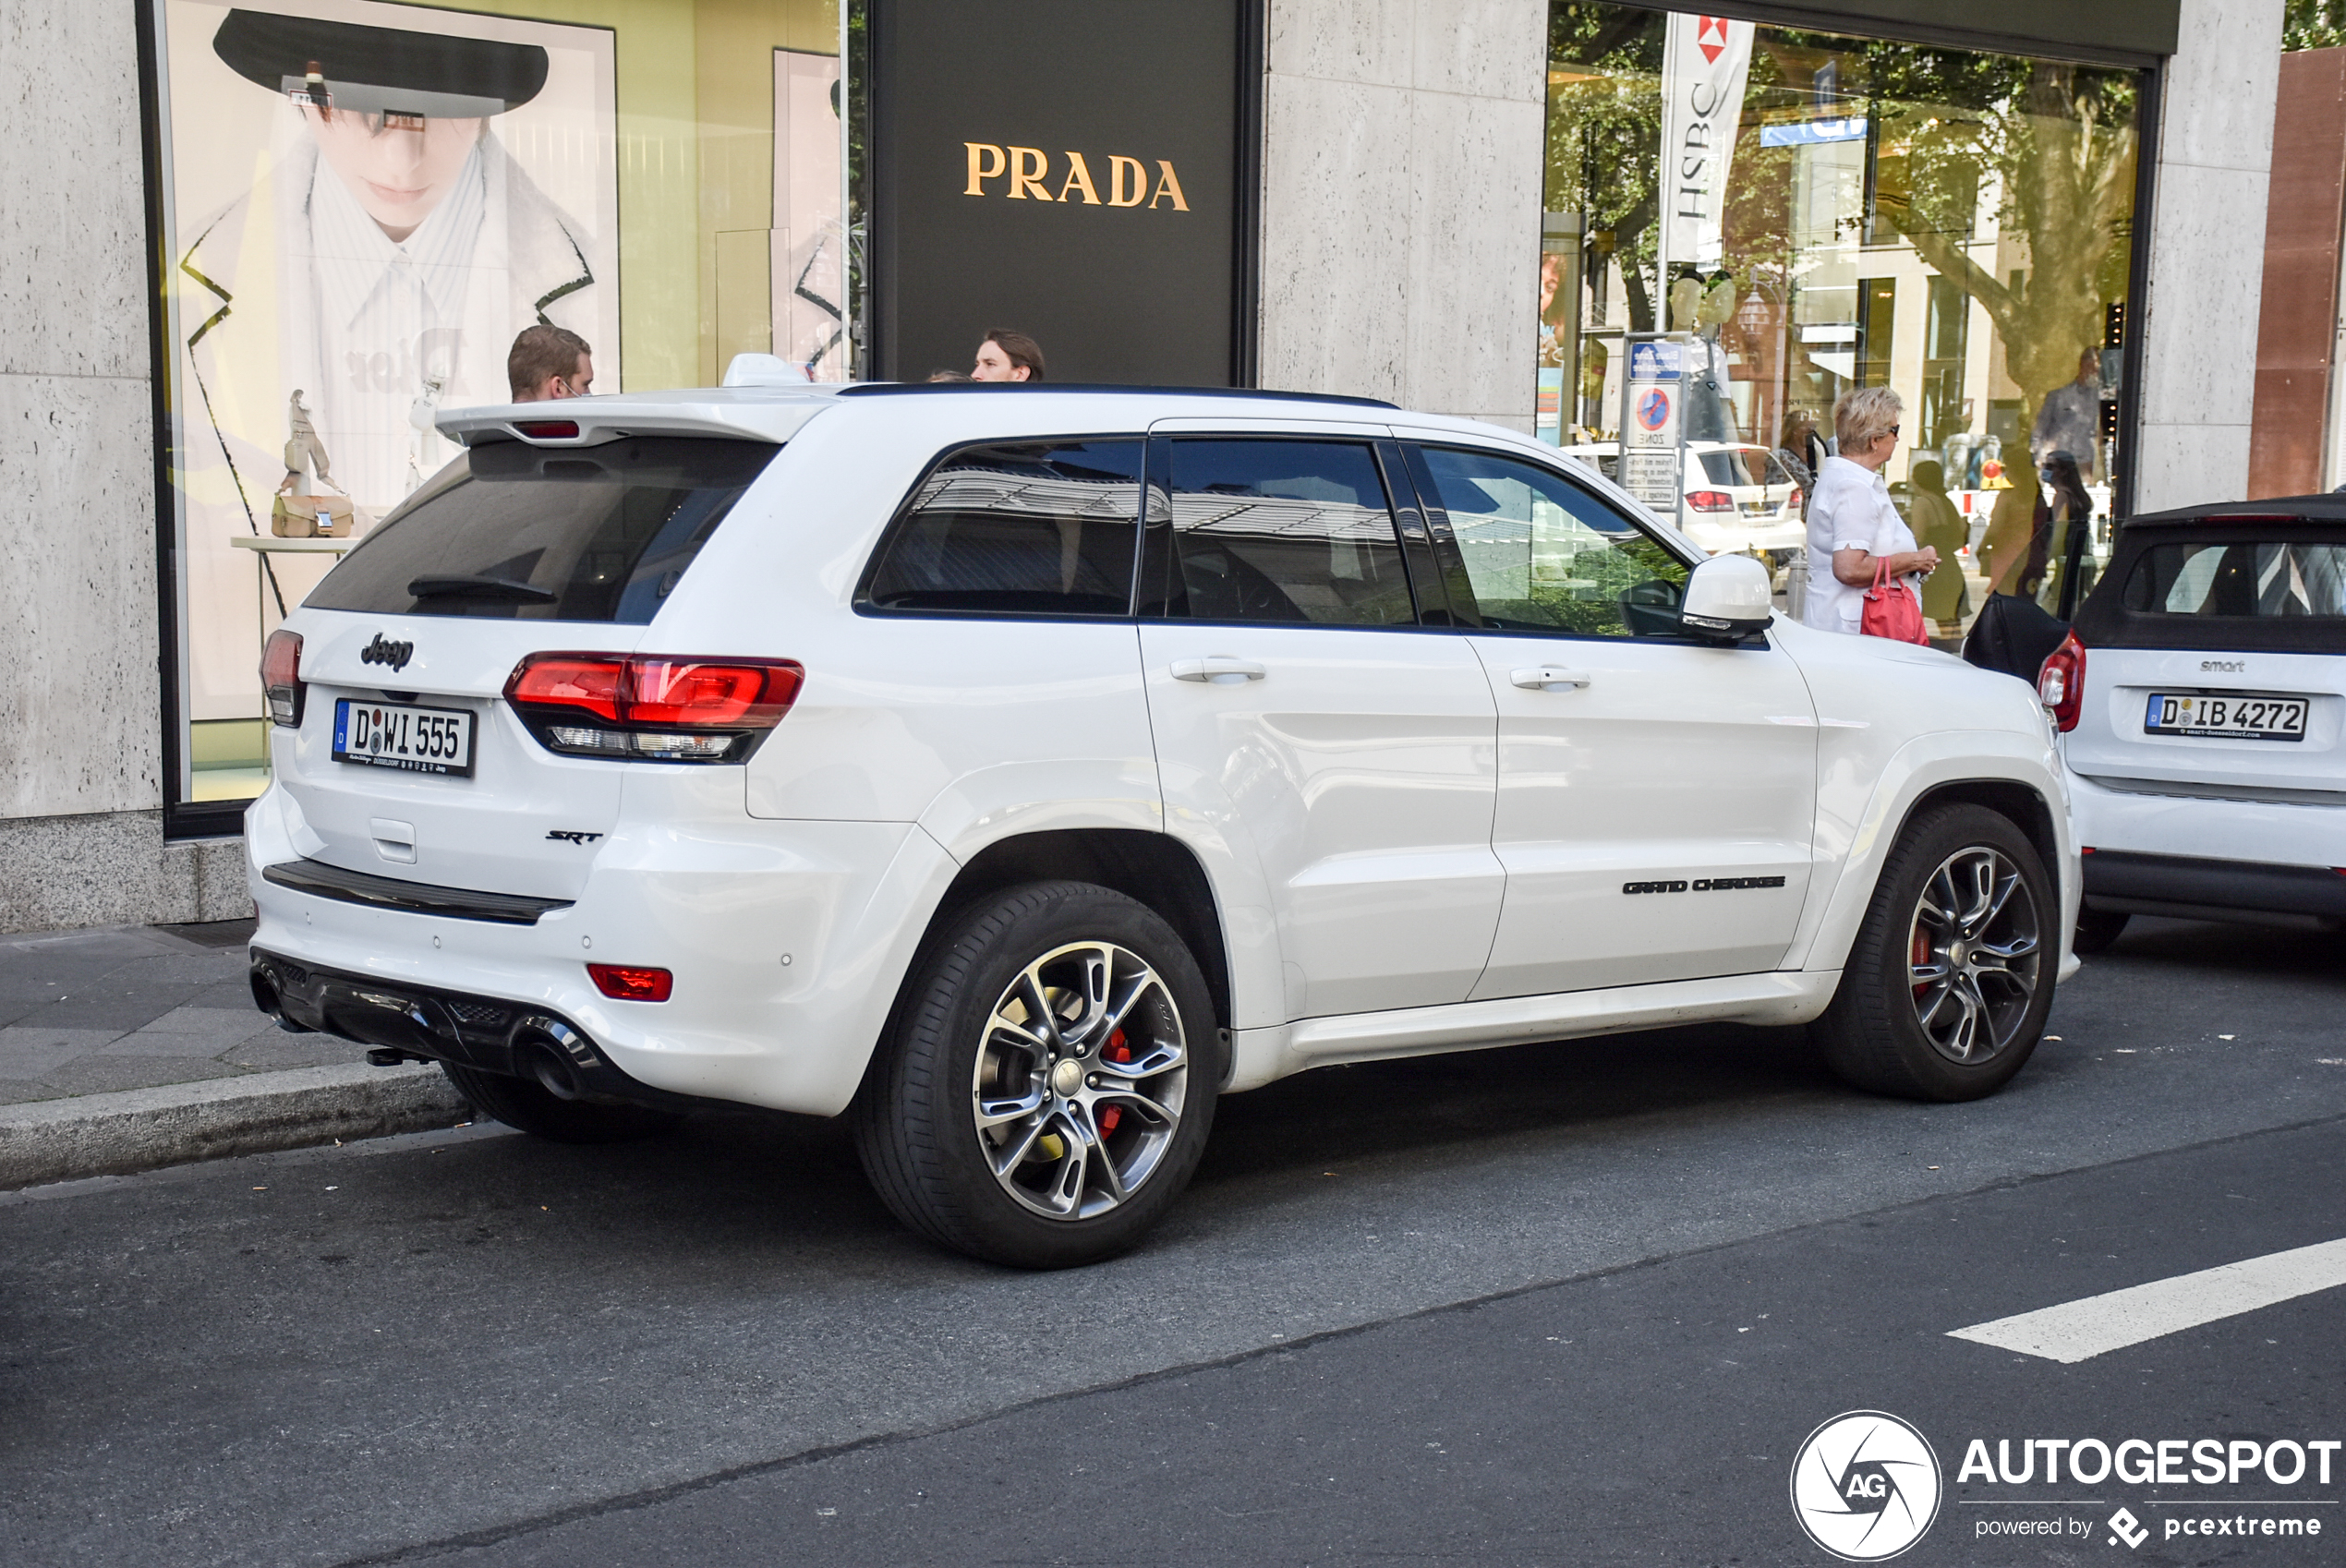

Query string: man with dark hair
972 330 1045 382
509 324 594 402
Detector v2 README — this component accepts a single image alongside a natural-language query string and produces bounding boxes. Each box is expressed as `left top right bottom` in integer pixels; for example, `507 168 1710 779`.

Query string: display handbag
271 490 357 539
1859 555 1927 644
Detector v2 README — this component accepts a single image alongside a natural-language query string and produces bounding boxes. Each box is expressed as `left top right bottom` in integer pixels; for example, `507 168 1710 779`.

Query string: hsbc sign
1659 14 1753 273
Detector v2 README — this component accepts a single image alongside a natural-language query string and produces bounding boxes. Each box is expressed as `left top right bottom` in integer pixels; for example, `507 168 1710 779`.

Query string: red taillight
627 659 778 727
504 652 803 762
2038 632 2086 732
1787 488 1803 511
260 629 305 727
514 419 581 440
507 657 627 722
1687 489 1735 513
587 963 672 1002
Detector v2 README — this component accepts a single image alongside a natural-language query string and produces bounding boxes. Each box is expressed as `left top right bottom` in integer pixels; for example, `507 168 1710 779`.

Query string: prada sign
961 145 1191 210
870 0 1253 385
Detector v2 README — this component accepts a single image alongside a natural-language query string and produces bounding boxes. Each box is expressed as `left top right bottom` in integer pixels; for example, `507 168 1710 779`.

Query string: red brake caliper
1097 1029 1131 1135
1911 926 1931 995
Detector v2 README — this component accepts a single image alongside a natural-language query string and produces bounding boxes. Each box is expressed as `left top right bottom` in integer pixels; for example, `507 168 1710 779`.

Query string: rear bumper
244 784 957 1116
2082 849 2346 923
2067 768 2346 878
251 948 713 1112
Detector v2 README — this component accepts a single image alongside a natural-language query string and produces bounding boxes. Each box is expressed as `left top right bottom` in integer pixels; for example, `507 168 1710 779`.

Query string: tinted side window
1416 445 1690 637
307 438 777 623
864 440 1142 616
1150 440 1416 627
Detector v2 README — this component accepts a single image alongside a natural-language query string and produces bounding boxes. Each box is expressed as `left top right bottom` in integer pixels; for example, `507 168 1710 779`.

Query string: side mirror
1679 553 1774 643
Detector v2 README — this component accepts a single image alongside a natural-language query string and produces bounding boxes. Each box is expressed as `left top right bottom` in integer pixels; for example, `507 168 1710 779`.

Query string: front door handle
1511 667 1593 691
1171 657 1266 683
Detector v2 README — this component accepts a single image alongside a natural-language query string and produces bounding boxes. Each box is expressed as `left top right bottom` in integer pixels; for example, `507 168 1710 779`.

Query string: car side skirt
1226 970 1839 1092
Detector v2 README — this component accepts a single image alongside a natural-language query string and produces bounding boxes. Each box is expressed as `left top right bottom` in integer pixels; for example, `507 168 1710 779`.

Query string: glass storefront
1537 3 2143 641
151 0 848 811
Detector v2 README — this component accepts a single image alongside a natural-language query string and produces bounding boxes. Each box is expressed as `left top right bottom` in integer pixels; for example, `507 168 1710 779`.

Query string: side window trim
1374 440 1465 628
1396 442 1484 630
853 432 1148 621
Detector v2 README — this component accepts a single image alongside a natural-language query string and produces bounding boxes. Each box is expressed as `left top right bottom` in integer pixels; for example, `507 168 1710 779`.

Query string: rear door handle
1511 667 1592 691
1171 657 1266 683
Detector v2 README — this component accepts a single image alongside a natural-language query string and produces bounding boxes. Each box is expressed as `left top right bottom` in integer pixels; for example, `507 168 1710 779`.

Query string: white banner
1659 15 1753 276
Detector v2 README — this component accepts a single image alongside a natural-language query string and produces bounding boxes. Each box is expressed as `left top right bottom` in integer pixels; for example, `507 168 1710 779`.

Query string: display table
232 534 357 645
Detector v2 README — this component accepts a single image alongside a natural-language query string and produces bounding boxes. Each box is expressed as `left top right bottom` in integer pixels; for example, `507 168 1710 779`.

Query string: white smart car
245 381 2077 1267
2043 495 2346 950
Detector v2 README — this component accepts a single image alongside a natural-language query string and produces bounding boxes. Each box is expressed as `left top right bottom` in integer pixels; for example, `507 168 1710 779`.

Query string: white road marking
1948 1237 2346 1364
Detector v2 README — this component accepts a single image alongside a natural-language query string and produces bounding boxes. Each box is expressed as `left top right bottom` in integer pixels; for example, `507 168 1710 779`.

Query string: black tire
852 881 1220 1269
1814 802 2056 1102
441 1062 679 1144
2072 904 2131 955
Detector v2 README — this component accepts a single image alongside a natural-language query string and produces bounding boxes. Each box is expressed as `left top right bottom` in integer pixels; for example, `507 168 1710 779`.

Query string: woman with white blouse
1799 387 1941 634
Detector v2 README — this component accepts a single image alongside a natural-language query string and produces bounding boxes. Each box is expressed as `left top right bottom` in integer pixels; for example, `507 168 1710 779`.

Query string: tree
1545 6 1665 332
1863 54 2137 439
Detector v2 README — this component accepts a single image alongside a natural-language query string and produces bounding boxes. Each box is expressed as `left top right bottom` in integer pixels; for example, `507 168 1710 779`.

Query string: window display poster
772 48 846 381
161 0 618 778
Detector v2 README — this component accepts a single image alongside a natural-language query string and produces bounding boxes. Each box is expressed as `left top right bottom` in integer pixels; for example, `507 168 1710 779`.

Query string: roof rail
834 382 1399 410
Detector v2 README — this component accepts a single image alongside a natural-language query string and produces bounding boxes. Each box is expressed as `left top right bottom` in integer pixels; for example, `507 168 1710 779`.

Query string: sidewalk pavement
0 921 467 1188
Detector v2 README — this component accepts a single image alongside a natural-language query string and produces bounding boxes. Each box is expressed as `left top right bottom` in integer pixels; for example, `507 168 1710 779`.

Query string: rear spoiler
437 389 842 449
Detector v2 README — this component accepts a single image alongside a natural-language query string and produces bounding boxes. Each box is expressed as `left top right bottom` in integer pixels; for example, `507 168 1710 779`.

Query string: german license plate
2143 693 2307 742
333 699 476 776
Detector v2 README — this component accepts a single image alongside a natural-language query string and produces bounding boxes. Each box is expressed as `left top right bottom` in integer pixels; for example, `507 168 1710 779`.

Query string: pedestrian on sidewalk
509 324 594 402
971 330 1045 382
1799 387 1937 636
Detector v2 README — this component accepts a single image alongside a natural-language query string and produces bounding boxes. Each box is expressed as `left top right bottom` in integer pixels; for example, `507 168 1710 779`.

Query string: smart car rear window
306 437 778 623
2122 540 2346 619
2075 525 2346 652
863 440 1143 616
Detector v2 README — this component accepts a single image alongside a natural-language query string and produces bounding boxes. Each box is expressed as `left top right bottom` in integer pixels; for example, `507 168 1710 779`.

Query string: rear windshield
2122 540 2346 619
306 437 777 622
1698 450 1779 487
2075 527 2346 652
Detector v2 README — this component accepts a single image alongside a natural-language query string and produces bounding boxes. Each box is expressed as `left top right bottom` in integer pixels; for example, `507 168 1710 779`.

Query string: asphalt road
4 915 2342 1567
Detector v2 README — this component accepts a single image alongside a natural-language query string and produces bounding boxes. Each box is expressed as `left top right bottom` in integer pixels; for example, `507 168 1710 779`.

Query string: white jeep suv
245 383 2078 1267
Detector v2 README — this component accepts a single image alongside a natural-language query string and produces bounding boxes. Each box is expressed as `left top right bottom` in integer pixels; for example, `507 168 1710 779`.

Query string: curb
0 1063 471 1190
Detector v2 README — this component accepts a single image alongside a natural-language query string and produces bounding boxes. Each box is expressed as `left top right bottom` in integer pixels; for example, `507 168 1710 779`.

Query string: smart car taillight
260 629 305 727
2038 632 2086 732
587 963 672 1002
1787 488 1803 511
504 652 803 763
1687 489 1735 513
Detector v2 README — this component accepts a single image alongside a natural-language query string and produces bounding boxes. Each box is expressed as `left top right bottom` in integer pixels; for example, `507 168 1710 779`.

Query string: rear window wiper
406 574 558 604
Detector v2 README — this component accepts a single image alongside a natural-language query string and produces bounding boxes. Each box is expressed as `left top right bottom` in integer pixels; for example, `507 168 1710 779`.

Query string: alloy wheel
969 940 1190 1221
1906 846 2042 1064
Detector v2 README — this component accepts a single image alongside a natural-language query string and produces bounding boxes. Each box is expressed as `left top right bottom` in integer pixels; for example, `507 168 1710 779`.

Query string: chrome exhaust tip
520 1037 584 1101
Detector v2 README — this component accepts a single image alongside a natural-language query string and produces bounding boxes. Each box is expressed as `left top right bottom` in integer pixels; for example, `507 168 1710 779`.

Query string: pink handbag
1860 556 1927 644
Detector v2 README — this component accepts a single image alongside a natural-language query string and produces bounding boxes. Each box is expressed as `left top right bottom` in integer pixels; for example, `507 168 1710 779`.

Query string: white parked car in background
244 381 2076 1267
1562 440 1804 560
2043 496 2346 950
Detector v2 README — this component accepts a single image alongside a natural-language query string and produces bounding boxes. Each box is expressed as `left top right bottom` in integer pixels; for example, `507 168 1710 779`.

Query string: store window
151 0 848 815
1536 4 2142 641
